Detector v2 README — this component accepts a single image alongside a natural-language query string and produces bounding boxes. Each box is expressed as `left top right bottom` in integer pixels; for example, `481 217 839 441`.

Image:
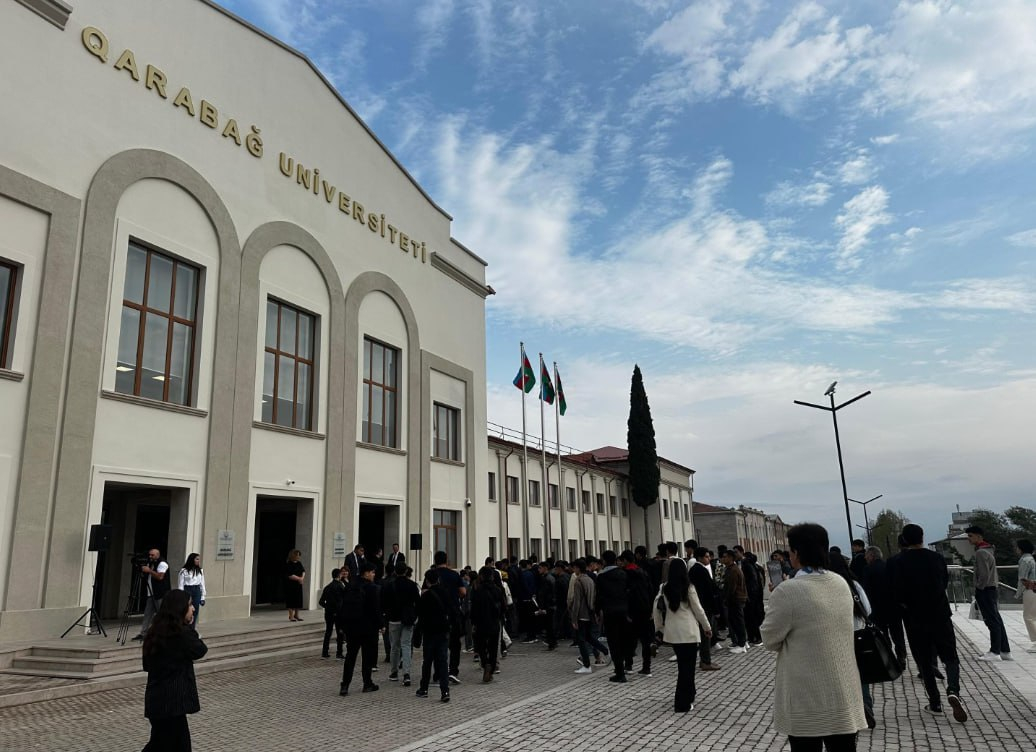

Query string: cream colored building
0 0 493 640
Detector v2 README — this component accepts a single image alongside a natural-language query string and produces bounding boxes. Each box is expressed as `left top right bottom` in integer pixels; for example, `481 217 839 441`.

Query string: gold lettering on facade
338 192 351 214
222 119 241 145
172 87 196 116
353 202 365 224
322 181 336 203
145 65 168 98
296 164 311 190
113 49 140 81
199 100 218 129
82 26 109 63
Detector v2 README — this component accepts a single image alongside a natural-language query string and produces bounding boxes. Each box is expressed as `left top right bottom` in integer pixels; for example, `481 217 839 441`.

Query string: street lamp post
794 381 871 547
848 494 883 546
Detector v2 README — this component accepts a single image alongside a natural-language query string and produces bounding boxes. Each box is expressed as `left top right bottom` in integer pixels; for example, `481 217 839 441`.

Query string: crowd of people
135 521 1035 751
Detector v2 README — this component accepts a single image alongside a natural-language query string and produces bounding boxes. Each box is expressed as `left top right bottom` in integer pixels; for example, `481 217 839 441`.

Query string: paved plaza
0 611 1032 751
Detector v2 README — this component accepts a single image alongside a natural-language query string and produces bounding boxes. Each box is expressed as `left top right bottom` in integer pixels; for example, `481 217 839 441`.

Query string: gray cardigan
974 546 998 590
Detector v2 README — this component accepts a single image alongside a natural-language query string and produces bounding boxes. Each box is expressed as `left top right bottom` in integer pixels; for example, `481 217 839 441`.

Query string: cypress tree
627 364 660 540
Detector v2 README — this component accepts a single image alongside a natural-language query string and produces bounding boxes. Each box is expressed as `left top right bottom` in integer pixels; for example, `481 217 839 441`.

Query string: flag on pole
513 352 535 393
556 368 567 416
539 360 555 404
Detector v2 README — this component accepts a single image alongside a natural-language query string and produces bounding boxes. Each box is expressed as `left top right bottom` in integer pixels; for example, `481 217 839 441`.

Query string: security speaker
88 524 113 552
409 533 423 551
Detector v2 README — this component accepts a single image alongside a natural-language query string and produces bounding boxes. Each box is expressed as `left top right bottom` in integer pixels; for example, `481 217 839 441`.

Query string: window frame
432 402 461 460
488 472 497 502
506 475 519 505
528 479 541 507
361 336 400 448
116 241 200 406
581 490 591 513
0 260 18 370
432 509 459 567
548 483 559 509
566 487 576 511
263 297 317 431
595 493 604 515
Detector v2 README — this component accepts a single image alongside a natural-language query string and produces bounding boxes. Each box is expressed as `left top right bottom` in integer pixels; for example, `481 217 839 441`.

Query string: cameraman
133 548 169 642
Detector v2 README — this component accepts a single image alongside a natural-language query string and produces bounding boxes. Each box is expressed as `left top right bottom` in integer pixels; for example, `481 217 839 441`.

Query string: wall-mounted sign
216 529 235 561
332 532 347 558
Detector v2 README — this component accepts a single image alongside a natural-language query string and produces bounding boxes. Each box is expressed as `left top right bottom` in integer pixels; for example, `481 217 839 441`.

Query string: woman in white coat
652 557 711 712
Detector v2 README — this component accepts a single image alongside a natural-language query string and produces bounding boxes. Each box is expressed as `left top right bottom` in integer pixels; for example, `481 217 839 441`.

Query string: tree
869 509 909 558
627 364 660 540
968 507 1036 565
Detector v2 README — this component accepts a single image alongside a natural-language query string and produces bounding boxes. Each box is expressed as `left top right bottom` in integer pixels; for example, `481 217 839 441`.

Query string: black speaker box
88 524 113 552
409 533 423 551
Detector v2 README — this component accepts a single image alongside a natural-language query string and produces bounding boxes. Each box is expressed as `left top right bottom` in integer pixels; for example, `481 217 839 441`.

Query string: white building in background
0 0 493 640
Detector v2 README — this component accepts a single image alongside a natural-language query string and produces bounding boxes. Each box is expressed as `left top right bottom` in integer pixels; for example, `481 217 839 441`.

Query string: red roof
692 501 733 514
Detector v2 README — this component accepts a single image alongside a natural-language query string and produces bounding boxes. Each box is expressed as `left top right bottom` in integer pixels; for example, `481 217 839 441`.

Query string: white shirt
178 568 206 600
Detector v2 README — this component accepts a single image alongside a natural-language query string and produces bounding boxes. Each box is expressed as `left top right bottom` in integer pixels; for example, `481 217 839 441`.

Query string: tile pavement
0 611 1033 751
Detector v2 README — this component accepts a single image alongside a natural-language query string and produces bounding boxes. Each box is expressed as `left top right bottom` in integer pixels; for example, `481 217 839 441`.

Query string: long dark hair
142 589 192 657
663 558 690 612
181 552 202 576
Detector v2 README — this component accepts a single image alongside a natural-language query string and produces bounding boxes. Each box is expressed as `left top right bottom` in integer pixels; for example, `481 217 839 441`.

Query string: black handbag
851 591 902 683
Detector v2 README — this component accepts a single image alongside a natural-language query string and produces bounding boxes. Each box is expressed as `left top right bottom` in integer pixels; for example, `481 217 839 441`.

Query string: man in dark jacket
382 563 419 685
339 563 382 696
720 550 747 651
862 546 906 669
850 539 868 581
594 550 630 682
416 568 452 702
319 568 347 658
519 560 538 642
552 561 571 643
535 562 558 650
888 524 968 723
619 550 655 676
691 548 722 671
734 546 763 645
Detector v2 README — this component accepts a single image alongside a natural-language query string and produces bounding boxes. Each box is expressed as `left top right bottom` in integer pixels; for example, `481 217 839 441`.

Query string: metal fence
946 565 1020 608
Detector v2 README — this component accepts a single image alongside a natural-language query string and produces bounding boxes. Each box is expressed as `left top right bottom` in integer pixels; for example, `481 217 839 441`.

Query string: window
674 503 680 520
584 540 593 556
684 503 690 520
595 493 604 515
506 475 519 504
529 538 542 560
623 540 630 551
508 537 521 558
550 539 561 559
361 337 399 447
0 261 17 369
581 490 591 513
598 540 606 555
568 539 578 561
488 472 497 502
663 499 670 518
548 483 559 509
528 479 541 507
609 495 618 516
433 509 459 567
621 498 629 517
612 540 619 552
116 242 199 405
566 488 576 511
488 537 497 560
433 402 460 460
262 298 316 430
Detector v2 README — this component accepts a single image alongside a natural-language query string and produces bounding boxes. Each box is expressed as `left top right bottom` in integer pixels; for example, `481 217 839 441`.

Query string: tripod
116 567 148 644
61 557 106 638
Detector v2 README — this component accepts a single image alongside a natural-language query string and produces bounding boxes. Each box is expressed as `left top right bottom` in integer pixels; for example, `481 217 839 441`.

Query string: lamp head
824 381 837 397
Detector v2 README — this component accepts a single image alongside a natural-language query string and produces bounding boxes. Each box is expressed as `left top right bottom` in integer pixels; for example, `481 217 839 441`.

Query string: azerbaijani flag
556 368 567 416
513 353 535 393
539 360 555 404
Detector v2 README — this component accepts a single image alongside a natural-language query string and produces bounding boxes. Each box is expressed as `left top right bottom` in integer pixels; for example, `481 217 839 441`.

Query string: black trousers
340 632 377 689
448 622 462 677
626 614 654 672
602 613 630 678
698 614 715 664
322 610 343 656
672 642 699 711
421 632 450 695
787 734 857 751
874 613 907 665
745 596 764 643
142 714 191 751
905 618 961 705
726 601 747 646
539 607 557 648
473 623 500 671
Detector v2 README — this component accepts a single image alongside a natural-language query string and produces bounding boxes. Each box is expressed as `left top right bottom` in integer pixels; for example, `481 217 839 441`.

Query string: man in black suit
594 550 630 683
387 543 406 571
691 548 722 671
345 545 365 580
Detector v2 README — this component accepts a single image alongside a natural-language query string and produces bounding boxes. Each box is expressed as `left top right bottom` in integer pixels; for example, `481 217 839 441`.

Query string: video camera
128 552 151 569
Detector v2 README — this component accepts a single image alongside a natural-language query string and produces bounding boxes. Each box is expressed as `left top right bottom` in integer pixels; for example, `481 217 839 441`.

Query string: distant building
692 502 790 554
930 507 978 562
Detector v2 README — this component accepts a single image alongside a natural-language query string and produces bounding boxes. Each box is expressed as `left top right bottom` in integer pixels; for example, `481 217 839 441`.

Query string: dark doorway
357 504 386 557
254 500 297 605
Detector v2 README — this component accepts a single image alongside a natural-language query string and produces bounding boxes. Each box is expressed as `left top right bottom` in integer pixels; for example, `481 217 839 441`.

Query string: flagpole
554 361 566 560
539 354 551 560
520 342 530 559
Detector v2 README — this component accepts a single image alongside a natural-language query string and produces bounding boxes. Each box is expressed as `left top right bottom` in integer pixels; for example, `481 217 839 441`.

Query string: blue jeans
183 585 202 629
420 632 450 695
974 587 1010 654
388 621 413 676
575 620 609 667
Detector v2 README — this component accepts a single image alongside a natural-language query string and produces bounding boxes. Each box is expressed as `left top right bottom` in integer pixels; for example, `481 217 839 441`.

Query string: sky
220 0 1036 549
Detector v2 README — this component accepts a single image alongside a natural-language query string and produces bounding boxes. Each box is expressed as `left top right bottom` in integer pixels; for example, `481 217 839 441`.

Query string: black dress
284 560 305 608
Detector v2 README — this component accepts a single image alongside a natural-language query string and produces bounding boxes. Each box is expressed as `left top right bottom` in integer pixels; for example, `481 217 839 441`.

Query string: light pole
794 381 871 547
848 494 882 545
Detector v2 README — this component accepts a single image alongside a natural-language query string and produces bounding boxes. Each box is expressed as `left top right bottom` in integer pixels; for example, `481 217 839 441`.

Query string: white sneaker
978 652 1002 661
1001 653 1015 661
668 655 679 662
730 646 748 654
574 666 592 674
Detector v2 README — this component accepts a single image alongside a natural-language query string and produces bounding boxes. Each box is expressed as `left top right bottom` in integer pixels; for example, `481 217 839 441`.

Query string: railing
946 565 1020 608
487 421 582 456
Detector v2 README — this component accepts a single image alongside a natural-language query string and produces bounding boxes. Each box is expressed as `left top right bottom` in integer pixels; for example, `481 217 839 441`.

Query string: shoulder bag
851 589 902 683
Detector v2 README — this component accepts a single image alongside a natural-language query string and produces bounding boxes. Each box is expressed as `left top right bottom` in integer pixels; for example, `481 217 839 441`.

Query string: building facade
0 0 492 640
691 502 790 554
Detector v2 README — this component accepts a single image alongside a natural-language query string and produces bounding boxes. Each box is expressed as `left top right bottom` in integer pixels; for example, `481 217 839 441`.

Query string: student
965 525 1011 661
653 558 711 713
318 568 346 659
416 569 452 702
338 563 382 695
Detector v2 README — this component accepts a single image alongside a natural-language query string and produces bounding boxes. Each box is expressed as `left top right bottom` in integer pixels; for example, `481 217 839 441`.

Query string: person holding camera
134 548 169 642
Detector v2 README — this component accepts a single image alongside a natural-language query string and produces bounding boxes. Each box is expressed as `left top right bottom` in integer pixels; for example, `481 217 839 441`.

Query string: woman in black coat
142 589 208 751
470 566 506 683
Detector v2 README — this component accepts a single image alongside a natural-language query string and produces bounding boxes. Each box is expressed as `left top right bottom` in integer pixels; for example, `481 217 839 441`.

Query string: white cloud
413 0 457 72
870 134 899 145
645 0 732 58
765 179 831 208
834 185 892 270
1007 229 1036 248
837 149 874 185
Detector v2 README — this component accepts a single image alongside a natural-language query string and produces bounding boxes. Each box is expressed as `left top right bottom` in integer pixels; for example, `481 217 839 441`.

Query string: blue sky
222 0 1036 548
